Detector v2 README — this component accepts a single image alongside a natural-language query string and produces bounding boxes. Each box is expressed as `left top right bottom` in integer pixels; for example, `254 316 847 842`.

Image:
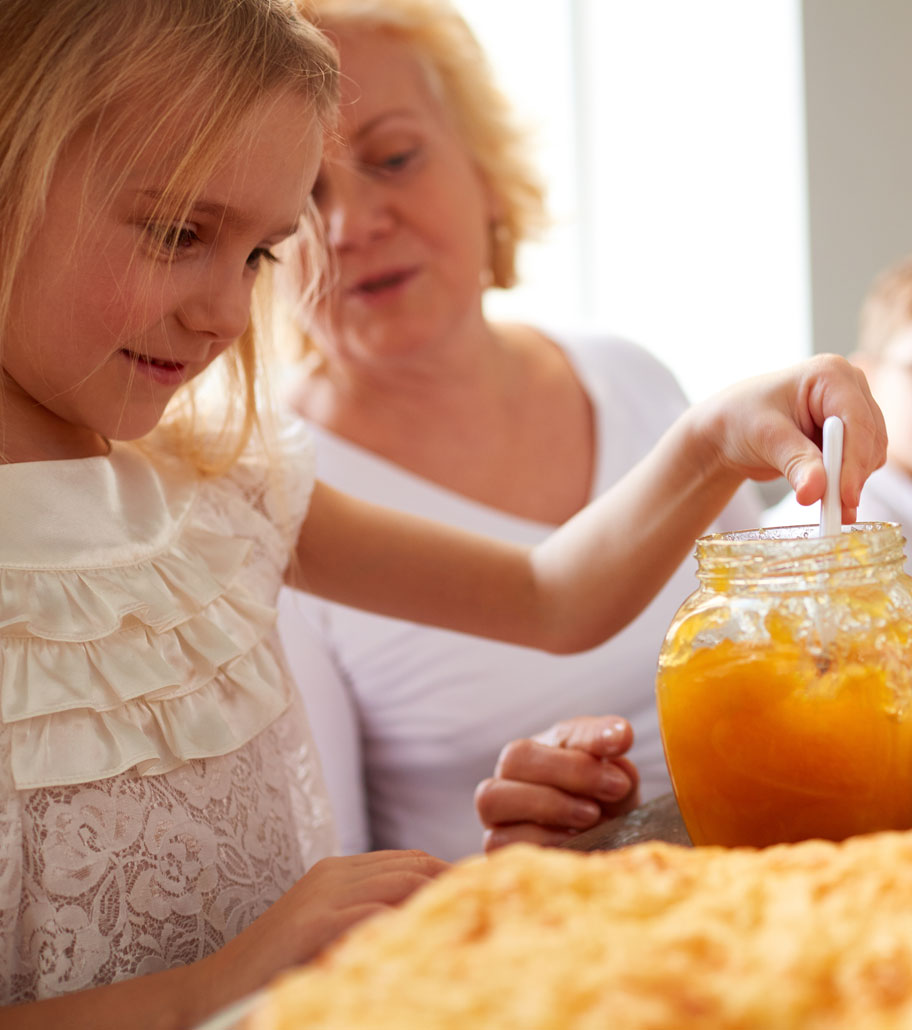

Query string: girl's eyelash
144 223 277 269
247 247 278 269
144 222 199 255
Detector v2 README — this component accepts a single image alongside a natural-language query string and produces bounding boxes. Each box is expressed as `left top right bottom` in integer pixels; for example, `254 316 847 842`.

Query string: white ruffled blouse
0 430 336 1004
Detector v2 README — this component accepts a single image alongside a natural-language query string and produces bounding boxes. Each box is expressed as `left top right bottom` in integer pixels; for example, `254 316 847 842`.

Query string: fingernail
600 718 627 739
598 766 631 800
571 800 601 826
598 719 628 753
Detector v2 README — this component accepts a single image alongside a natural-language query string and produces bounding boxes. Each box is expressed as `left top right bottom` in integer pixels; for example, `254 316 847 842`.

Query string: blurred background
453 0 912 403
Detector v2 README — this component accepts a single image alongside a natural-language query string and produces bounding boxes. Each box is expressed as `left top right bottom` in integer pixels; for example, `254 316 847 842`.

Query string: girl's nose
181 266 254 342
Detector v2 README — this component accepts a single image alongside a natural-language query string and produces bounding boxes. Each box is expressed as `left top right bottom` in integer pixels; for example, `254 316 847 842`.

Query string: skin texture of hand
693 353 887 523
198 849 449 1013
475 716 640 852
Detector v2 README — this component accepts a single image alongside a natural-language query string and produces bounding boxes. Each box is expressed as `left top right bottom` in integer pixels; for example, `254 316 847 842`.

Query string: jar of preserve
656 522 912 848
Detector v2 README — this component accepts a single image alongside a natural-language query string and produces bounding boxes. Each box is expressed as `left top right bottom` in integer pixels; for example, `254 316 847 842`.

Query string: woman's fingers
491 737 635 803
476 716 640 852
476 778 603 830
531 715 633 757
482 823 580 852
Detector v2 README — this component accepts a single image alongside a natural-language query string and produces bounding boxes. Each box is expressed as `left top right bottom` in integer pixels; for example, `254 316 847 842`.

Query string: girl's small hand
201 849 448 1013
696 353 887 523
474 716 640 852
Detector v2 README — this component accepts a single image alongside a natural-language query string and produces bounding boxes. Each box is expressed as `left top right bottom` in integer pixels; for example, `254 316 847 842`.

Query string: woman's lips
350 267 419 301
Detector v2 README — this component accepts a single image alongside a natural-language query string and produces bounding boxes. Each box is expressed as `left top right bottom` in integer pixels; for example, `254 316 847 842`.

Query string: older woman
279 0 760 860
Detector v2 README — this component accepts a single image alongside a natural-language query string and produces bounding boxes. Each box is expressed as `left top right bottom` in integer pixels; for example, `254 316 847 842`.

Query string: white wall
455 0 810 402
802 0 912 358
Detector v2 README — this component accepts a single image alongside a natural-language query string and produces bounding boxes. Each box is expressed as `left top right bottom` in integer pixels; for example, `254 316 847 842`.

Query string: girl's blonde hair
299 0 547 290
0 0 338 472
858 255 912 358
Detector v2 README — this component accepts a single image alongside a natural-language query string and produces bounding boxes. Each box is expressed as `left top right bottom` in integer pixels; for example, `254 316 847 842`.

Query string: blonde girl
0 0 886 1026
1 1 446 1025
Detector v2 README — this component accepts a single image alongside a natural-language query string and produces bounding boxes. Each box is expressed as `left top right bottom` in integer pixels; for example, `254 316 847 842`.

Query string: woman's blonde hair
858 255 912 358
0 0 338 472
299 0 547 289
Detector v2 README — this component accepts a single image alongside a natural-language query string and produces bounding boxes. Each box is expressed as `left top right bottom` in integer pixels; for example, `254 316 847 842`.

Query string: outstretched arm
290 355 886 653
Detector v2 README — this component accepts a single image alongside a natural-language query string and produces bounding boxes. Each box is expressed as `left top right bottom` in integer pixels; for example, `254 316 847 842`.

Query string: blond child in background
764 254 912 566
0 0 886 1026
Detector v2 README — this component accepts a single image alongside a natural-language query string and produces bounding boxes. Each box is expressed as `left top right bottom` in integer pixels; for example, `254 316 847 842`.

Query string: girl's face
305 28 497 369
2 90 321 462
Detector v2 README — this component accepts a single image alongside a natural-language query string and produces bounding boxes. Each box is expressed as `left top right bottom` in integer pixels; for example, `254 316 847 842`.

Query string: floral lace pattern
0 429 337 1003
1 699 335 1002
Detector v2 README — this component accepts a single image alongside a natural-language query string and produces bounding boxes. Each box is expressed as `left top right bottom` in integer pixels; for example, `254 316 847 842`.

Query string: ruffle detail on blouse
9 643 290 789
1 505 292 791
0 523 250 641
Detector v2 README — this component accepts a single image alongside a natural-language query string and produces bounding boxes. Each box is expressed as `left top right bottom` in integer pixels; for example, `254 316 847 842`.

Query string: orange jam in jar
656 523 912 847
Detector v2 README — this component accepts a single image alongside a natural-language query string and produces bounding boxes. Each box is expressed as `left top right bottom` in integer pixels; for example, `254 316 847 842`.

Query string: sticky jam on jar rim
656 523 912 848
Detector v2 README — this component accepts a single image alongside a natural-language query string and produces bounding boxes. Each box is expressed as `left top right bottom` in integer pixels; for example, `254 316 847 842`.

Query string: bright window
455 0 810 401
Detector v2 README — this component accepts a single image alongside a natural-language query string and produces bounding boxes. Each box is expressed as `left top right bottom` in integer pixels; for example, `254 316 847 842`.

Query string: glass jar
656 523 912 848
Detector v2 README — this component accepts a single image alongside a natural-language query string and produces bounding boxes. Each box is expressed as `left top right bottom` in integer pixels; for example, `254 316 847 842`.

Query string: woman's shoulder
540 327 690 422
553 330 685 388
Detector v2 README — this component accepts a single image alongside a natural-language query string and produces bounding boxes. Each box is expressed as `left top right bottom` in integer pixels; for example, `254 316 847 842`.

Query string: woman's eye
246 247 278 270
369 148 418 175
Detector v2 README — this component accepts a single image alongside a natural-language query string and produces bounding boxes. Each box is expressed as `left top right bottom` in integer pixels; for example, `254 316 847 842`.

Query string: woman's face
305 27 497 369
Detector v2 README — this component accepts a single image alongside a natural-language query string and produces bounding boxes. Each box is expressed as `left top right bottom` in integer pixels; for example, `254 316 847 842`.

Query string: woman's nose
322 168 394 252
180 266 253 342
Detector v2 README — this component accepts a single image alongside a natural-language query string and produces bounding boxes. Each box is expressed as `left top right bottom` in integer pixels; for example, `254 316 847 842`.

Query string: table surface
561 792 692 852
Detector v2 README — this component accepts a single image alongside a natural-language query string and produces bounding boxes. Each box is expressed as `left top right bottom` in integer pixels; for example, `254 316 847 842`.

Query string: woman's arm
289 356 886 653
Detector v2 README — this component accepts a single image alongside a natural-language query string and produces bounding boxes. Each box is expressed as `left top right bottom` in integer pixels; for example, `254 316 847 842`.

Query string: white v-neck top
0 430 335 1003
278 333 762 861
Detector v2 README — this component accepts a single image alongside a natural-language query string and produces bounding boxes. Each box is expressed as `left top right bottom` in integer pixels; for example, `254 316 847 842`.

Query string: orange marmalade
656 524 912 847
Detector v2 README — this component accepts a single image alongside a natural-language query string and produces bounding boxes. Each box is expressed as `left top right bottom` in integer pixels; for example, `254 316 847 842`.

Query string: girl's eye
162 224 198 248
246 247 278 270
145 222 199 256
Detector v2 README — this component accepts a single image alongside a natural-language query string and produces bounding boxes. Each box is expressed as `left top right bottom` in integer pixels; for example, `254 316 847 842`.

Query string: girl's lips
120 349 187 386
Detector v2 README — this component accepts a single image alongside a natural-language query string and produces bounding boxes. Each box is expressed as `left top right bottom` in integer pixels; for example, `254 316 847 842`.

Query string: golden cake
248 834 912 1029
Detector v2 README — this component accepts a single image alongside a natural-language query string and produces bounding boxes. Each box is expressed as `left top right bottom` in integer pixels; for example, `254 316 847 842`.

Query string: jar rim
699 521 903 549
694 521 907 581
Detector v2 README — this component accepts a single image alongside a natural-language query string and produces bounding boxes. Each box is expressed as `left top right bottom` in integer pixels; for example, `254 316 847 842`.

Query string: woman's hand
475 716 640 852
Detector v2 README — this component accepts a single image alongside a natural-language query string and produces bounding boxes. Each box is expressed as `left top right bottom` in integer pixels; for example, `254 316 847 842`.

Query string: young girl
0 0 886 1027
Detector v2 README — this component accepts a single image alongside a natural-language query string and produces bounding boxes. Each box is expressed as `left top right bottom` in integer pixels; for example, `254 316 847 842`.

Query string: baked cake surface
248 834 912 1029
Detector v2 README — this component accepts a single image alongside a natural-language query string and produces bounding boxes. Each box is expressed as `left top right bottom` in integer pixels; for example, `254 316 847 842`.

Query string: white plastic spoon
818 415 844 537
